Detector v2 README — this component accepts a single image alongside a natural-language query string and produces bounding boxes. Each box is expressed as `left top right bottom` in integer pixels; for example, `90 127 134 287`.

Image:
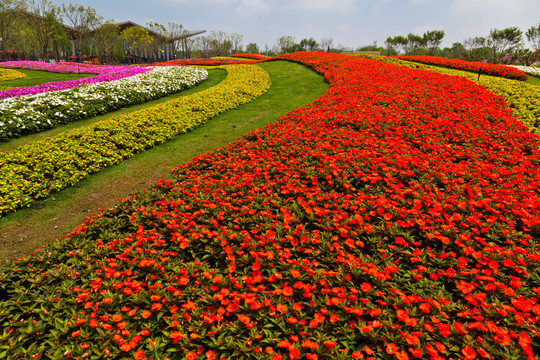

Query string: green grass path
0 61 329 262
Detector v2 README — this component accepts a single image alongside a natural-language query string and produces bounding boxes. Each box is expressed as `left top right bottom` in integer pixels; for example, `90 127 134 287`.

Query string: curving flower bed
0 52 538 359
153 58 257 66
0 66 208 141
0 68 26 82
0 61 150 100
0 64 270 217
355 54 540 135
232 53 271 60
394 55 529 81
508 64 540 78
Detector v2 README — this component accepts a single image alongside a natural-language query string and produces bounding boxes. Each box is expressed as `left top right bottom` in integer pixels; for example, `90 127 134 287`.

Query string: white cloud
236 0 272 16
412 25 433 34
451 0 527 12
291 0 354 12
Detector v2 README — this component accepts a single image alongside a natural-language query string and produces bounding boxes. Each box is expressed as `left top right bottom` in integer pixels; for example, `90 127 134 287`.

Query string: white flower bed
508 64 540 77
0 66 208 140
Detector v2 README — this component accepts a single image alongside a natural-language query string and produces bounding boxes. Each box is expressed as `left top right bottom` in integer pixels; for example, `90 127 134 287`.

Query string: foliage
394 55 528 81
61 2 102 59
121 26 153 63
488 27 524 62
0 66 207 140
93 21 121 64
0 52 538 360
423 30 445 56
0 64 270 216
245 43 259 54
526 23 540 50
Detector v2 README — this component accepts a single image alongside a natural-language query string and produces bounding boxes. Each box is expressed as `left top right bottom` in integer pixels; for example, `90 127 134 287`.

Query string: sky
48 0 540 51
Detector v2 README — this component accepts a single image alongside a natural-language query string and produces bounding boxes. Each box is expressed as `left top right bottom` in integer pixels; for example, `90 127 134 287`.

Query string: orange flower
112 314 122 322
141 310 152 319
134 350 146 359
361 282 371 292
323 340 337 350
186 352 197 360
277 303 287 313
170 331 183 340
386 343 399 354
461 346 476 359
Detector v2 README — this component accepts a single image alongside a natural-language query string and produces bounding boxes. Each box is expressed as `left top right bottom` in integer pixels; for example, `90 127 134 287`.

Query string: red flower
360 282 371 292
461 346 476 359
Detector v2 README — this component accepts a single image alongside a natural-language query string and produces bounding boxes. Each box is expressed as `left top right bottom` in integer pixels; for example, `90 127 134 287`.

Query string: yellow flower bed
0 86 13 91
353 54 540 134
0 68 26 82
0 64 271 216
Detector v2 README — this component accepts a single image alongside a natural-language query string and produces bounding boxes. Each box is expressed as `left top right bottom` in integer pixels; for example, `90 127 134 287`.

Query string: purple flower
0 61 151 100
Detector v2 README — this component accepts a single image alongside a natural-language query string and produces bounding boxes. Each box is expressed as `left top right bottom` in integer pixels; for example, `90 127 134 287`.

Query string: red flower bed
152 58 257 66
394 55 529 81
232 53 271 60
1 52 539 359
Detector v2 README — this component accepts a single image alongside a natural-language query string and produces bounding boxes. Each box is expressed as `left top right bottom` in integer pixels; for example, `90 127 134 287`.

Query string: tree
209 31 232 56
94 20 119 64
8 17 38 59
385 35 407 54
146 22 167 62
423 30 444 56
463 36 490 61
0 0 26 60
403 33 425 55
488 27 523 62
61 3 101 60
25 0 64 61
319 37 333 52
276 35 296 53
230 32 243 53
298 37 318 51
245 42 259 53
121 26 152 63
526 23 540 50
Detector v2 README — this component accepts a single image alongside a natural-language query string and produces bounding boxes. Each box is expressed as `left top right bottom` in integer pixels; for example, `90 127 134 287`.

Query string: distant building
18 9 205 62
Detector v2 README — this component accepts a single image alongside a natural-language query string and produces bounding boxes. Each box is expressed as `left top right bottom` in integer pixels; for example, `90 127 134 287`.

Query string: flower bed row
152 58 257 66
232 53 271 60
1 52 538 359
394 55 529 81
508 64 540 78
0 61 150 100
0 60 107 74
0 64 270 217
0 66 208 141
0 68 26 82
355 54 540 134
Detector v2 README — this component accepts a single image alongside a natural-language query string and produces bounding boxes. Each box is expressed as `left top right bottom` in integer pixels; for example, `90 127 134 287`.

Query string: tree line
382 25 540 64
0 0 248 63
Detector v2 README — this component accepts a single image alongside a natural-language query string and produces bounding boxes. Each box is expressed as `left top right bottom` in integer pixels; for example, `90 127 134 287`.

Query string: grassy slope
528 75 540 87
0 61 328 262
0 68 92 88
